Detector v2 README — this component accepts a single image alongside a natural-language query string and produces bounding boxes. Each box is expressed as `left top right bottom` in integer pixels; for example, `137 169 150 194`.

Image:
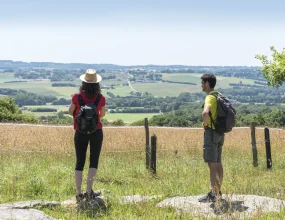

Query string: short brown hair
201 74 216 88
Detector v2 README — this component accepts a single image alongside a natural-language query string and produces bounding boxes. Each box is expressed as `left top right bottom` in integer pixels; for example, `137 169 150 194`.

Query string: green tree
0 97 38 123
255 46 285 87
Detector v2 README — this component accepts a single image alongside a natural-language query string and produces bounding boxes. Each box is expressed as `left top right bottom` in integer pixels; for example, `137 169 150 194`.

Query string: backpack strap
209 91 219 98
93 94 102 106
207 91 219 121
77 94 85 107
208 91 219 140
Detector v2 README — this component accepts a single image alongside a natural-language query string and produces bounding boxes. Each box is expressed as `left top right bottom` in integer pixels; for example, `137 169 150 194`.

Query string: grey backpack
76 94 102 134
209 92 237 133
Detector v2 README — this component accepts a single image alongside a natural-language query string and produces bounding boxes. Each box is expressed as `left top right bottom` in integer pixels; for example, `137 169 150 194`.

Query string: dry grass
0 125 284 154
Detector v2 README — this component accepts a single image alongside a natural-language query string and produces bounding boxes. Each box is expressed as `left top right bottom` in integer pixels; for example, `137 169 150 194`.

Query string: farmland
0 72 261 99
0 70 279 125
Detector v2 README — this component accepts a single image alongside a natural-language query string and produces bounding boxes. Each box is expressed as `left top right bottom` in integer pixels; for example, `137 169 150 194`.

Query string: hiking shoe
85 190 101 201
76 193 85 203
198 191 216 203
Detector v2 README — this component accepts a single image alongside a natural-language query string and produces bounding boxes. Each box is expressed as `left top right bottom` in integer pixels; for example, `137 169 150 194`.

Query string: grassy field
0 72 19 83
22 104 69 118
24 104 68 110
0 72 262 100
162 73 258 90
104 113 159 123
131 82 200 96
0 125 285 219
0 72 130 99
105 85 133 97
22 104 157 123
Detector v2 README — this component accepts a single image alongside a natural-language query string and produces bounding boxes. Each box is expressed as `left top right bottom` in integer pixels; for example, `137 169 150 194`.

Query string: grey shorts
203 129 225 163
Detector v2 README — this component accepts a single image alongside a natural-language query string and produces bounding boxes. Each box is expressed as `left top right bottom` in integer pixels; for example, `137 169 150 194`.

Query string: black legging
74 129 103 171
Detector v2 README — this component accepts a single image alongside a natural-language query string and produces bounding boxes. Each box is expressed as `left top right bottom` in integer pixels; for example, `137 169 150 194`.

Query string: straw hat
79 69 102 83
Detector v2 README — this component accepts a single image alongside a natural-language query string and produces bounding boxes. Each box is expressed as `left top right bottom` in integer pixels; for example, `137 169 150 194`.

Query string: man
198 74 224 202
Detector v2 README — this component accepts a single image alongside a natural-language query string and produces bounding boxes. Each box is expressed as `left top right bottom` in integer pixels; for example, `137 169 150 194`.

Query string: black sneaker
198 191 216 203
85 190 101 201
76 193 85 203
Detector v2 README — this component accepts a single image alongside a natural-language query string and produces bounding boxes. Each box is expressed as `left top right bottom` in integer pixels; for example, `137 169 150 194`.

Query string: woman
68 69 106 203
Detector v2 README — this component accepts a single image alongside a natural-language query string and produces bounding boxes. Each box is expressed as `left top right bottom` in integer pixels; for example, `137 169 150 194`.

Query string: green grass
162 73 258 90
22 105 69 118
24 104 68 111
131 82 200 96
1 147 285 219
0 72 18 83
106 86 133 97
162 73 202 84
22 109 158 122
22 111 59 117
105 113 159 123
0 72 262 99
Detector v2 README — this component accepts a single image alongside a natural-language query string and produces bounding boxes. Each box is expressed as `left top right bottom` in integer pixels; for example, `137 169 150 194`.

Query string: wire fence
0 123 284 157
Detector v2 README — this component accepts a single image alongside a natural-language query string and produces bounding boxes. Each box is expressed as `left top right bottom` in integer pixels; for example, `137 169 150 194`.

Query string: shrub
0 97 38 123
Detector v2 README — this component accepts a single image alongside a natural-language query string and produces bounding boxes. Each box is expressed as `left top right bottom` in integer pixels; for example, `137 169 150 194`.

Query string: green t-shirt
204 90 218 129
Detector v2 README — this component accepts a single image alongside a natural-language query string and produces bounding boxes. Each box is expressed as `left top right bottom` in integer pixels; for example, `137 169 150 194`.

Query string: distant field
0 72 18 83
162 73 202 84
131 82 200 96
22 104 157 122
24 104 68 111
23 111 158 123
104 113 159 123
162 73 258 90
22 111 59 117
0 72 263 99
0 72 130 98
107 85 133 96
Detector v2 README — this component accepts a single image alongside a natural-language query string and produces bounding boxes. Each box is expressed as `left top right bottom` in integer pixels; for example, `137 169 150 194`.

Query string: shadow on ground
210 199 249 215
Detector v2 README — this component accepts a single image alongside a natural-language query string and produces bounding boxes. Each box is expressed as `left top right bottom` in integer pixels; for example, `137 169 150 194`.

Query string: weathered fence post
251 122 258 167
150 134 157 174
144 118 150 170
264 128 272 169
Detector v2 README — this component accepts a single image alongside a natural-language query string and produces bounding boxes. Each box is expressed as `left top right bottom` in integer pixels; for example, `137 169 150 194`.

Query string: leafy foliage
146 103 285 127
256 46 285 87
0 97 38 123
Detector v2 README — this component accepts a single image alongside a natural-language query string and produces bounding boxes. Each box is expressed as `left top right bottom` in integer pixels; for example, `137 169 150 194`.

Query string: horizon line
0 59 261 68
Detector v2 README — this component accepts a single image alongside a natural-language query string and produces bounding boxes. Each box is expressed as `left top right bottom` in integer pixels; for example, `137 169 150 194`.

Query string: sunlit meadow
0 124 285 219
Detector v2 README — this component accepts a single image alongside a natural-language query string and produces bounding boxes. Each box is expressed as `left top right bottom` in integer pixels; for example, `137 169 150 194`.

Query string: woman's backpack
76 94 102 134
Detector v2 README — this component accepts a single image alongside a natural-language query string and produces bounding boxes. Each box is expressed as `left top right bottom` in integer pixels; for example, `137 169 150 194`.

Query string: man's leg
217 163 223 192
199 129 223 202
208 162 220 194
216 133 224 194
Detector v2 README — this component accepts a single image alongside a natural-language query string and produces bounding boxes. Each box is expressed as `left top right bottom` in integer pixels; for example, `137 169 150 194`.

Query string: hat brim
79 74 102 83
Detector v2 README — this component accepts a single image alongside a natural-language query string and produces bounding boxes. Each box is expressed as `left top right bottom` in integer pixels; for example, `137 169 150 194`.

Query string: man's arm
202 105 210 127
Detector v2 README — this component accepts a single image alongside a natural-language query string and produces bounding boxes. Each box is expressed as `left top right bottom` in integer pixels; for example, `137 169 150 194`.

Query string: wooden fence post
251 122 258 167
144 118 150 170
150 134 157 174
264 128 272 169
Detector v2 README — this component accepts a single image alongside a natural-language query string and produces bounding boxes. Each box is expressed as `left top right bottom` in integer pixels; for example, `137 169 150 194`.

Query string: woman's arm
99 106 106 118
68 102 76 116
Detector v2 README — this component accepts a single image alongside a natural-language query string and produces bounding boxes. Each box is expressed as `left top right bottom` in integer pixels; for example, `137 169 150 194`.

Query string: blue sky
0 0 284 66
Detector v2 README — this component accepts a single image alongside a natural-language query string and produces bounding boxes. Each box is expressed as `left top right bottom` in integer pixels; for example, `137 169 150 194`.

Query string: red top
72 91 106 130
